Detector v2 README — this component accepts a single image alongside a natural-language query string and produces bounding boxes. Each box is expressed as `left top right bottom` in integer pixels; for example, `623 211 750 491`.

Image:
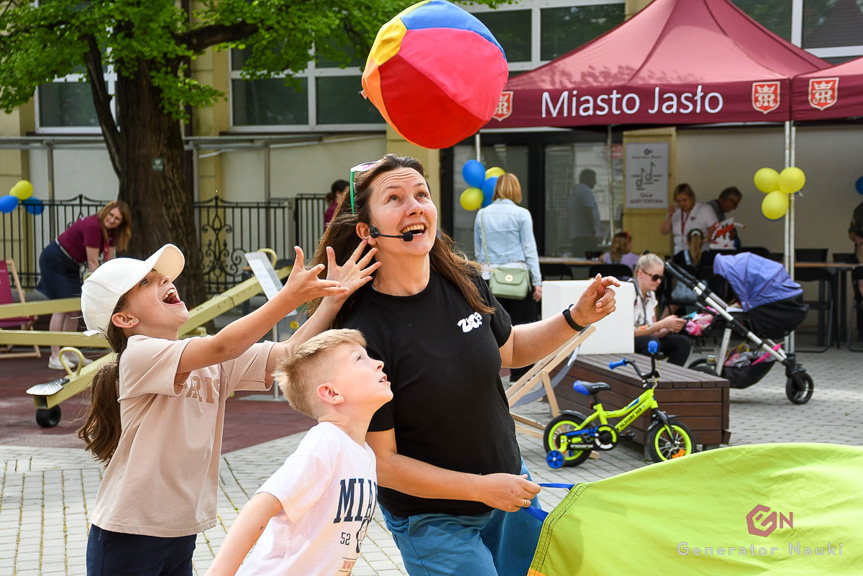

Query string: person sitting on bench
630 253 692 366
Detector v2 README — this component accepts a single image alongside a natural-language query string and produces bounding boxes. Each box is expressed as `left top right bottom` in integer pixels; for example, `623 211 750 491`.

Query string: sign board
624 142 669 209
243 252 284 301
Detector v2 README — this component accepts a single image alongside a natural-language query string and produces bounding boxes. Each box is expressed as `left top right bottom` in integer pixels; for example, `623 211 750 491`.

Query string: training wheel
547 450 565 469
35 406 62 428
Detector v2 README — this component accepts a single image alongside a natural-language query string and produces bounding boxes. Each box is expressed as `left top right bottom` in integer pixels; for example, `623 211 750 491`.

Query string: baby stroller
664 253 814 404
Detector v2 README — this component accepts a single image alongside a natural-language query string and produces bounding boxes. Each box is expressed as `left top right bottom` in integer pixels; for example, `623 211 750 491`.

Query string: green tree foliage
0 0 502 305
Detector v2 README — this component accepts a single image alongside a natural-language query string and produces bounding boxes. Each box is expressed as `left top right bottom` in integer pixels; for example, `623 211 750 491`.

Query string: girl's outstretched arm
178 247 346 373
266 241 380 374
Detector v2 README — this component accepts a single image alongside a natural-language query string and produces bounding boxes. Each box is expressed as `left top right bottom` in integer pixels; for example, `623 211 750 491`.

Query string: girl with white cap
77 242 378 575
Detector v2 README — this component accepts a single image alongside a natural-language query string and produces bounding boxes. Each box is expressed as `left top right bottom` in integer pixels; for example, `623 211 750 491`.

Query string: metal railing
1 194 327 295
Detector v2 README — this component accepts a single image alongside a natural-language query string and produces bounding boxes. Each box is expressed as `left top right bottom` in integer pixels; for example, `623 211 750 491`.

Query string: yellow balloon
10 180 33 200
778 166 805 194
753 167 779 193
485 167 505 179
460 187 483 211
761 190 789 220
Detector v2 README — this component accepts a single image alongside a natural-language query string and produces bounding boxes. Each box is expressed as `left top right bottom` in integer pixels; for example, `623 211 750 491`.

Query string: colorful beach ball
361 0 508 149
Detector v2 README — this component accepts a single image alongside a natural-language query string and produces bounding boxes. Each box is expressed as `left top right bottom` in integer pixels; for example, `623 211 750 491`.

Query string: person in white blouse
660 183 718 255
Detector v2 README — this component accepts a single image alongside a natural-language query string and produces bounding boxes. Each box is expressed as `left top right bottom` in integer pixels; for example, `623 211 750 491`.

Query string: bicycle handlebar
608 359 628 370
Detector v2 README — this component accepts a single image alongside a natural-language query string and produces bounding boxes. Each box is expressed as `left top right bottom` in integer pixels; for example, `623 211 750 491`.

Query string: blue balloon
0 194 19 213
462 160 486 189
23 197 44 215
481 176 498 207
856 176 863 195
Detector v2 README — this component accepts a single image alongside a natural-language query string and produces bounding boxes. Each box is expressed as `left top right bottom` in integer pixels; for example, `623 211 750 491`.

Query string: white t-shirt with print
237 422 378 576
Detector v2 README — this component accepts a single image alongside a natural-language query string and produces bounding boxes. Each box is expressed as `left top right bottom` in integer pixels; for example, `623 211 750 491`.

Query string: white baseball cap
81 244 185 337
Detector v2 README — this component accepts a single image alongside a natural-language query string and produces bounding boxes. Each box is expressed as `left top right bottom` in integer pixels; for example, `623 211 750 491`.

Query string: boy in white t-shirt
206 329 392 576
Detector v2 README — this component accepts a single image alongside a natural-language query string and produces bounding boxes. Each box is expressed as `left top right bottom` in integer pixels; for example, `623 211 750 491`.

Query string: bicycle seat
573 381 611 395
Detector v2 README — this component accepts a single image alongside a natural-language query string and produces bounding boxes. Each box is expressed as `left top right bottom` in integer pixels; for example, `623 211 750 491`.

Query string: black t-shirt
342 270 520 517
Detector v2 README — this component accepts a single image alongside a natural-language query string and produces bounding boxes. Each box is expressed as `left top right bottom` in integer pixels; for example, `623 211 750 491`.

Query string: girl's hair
275 329 366 418
307 154 494 323
493 173 522 204
326 179 350 204
674 183 695 202
687 229 704 267
100 201 132 252
609 232 629 263
634 252 664 274
77 296 129 464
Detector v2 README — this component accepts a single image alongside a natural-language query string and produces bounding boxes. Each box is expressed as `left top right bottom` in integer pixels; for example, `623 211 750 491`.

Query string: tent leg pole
784 121 797 354
607 125 615 237
475 133 481 161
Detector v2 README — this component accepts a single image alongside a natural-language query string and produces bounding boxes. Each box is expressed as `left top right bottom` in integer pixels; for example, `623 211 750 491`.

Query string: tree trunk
114 62 207 309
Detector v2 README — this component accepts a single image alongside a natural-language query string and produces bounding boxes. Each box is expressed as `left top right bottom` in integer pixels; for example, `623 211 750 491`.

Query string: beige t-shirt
90 335 274 537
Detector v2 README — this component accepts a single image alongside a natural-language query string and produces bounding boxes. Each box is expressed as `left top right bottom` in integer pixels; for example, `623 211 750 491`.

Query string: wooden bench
552 353 731 449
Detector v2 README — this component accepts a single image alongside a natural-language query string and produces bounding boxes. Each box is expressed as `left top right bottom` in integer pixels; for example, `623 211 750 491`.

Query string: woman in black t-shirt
307 154 618 576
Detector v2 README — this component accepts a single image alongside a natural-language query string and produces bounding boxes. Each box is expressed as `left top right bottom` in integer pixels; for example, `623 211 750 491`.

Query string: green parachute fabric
528 443 863 575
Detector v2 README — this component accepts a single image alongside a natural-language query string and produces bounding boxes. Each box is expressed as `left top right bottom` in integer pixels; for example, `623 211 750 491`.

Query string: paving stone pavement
1 347 859 575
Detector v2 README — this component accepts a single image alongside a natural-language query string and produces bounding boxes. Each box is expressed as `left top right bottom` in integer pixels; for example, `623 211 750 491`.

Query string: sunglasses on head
349 161 378 214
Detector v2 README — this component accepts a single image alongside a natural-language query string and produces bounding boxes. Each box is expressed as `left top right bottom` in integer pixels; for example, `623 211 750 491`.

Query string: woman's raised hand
570 274 620 327
325 240 381 299
282 246 347 301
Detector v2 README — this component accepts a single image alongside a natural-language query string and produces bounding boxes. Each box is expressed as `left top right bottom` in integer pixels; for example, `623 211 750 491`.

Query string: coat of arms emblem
492 91 513 121
752 81 780 114
808 77 838 110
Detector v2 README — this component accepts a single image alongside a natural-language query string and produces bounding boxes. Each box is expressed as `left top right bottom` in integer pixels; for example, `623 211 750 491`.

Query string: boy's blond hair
275 329 367 418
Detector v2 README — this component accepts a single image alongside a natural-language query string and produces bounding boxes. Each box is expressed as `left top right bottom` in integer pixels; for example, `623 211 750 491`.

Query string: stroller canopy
713 253 802 311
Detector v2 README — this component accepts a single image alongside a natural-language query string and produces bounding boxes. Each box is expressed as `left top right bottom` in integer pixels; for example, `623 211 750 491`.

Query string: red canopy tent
487 0 827 129
792 55 863 121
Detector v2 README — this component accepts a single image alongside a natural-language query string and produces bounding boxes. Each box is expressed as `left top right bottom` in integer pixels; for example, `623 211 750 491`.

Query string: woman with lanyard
37 200 131 370
631 253 691 366
660 183 718 256
307 154 618 576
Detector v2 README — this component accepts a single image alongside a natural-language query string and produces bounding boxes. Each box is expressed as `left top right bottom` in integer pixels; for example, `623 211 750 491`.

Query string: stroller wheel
785 372 814 405
688 358 717 375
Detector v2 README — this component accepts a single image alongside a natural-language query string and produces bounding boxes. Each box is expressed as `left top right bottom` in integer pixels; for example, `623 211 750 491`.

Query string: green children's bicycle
543 340 696 468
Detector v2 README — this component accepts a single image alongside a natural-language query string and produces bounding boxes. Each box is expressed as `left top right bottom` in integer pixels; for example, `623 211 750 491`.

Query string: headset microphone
369 226 414 242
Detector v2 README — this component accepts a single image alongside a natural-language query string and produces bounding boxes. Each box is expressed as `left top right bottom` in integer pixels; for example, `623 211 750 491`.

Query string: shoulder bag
480 210 530 299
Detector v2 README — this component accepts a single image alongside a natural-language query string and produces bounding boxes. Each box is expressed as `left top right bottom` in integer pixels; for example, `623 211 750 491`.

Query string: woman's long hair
100 201 132 252
77 298 129 464
687 229 704 268
308 154 494 324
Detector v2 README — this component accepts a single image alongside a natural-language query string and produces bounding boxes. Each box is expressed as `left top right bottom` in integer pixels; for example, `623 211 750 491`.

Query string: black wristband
562 306 586 332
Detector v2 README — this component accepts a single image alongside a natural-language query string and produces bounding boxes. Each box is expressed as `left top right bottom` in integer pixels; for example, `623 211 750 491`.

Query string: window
38 81 101 128
540 4 625 61
230 43 383 131
474 10 532 63
231 78 309 126
731 0 793 41
802 0 863 49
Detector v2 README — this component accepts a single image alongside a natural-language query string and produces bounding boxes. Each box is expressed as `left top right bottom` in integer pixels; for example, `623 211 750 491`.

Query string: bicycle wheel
543 413 592 467
646 419 695 463
785 371 814 405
